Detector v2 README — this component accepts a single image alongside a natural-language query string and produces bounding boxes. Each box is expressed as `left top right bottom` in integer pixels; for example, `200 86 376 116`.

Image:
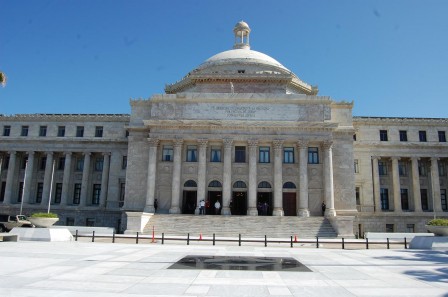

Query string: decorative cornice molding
148 138 160 147
248 139 259 148
0 114 130 122
273 139 284 150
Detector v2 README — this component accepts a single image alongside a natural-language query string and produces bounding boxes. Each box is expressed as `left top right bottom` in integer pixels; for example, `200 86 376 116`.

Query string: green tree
0 72 6 87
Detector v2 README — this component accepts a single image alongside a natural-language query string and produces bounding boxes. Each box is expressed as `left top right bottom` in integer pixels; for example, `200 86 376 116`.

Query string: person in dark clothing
321 202 326 216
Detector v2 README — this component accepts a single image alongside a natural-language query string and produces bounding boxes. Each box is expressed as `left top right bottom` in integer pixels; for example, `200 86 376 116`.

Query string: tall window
2 156 9 170
92 184 101 205
259 147 270 163
76 157 84 171
439 131 446 142
58 157 65 170
399 130 408 142
94 156 104 171
419 130 427 142
186 145 197 162
36 183 43 203
354 159 359 173
73 183 81 204
380 188 389 210
378 161 387 175
440 189 447 211
95 126 103 137
418 162 427 176
283 147 294 164
399 162 407 176
421 189 428 211
21 126 29 136
401 189 409 210
54 183 62 204
355 187 360 206
379 130 388 141
57 126 65 137
210 147 221 162
406 224 415 233
119 182 125 207
3 125 11 136
162 145 173 161
235 146 246 163
0 181 6 202
76 126 84 137
39 126 47 137
122 156 127 169
40 157 47 171
439 163 446 176
308 147 319 164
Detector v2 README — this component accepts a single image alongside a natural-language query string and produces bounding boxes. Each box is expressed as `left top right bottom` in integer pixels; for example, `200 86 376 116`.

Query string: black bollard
316 236 319 249
213 233 215 246
136 232 139 244
187 233 190 245
342 237 345 249
387 238 390 249
92 231 95 242
265 235 267 247
239 234 241 246
290 236 293 248
366 238 369 249
112 231 115 243
75 230 78 241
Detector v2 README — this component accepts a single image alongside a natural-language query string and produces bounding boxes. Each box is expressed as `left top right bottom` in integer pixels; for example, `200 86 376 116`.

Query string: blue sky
1 0 447 117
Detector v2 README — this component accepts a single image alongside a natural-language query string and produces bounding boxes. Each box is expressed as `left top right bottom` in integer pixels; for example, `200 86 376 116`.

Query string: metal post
342 237 345 249
239 234 241 246
290 236 293 248
47 159 56 214
213 233 215 246
387 238 390 249
264 235 267 247
366 238 369 249
162 233 164 244
19 160 28 215
404 237 407 249
316 236 319 249
187 233 190 245
75 230 78 241
112 231 115 243
136 232 139 244
92 231 95 242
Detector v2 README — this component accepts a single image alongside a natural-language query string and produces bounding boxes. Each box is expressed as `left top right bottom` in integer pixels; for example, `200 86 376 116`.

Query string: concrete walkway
0 241 447 297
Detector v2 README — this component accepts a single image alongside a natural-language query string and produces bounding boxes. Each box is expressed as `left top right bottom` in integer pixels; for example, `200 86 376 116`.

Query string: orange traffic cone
294 235 298 242
199 233 203 240
151 226 155 243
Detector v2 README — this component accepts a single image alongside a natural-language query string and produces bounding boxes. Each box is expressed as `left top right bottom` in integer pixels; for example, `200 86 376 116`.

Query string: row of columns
144 138 336 216
372 156 444 212
0 151 110 207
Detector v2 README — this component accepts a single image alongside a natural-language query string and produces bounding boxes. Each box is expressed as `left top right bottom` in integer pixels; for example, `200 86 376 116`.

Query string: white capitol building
1 22 447 236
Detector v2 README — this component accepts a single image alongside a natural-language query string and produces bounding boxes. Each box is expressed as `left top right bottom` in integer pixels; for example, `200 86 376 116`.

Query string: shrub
31 212 59 218
427 218 448 226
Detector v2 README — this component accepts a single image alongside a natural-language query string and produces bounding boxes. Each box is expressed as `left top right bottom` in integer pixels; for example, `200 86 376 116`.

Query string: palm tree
0 71 6 87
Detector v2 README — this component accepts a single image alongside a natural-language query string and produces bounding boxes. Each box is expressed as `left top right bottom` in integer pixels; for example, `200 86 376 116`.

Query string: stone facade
1 22 446 234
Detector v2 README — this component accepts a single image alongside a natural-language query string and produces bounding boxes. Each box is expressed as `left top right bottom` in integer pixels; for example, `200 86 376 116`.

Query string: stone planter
28 217 59 228
425 225 448 236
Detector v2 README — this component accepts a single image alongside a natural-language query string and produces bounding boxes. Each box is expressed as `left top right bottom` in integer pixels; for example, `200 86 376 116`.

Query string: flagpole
47 159 56 214
20 160 28 215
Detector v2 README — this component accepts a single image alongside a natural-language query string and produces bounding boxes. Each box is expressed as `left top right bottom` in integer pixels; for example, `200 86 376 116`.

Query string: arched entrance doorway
257 181 272 216
182 180 197 214
232 181 247 215
207 180 222 215
282 182 297 216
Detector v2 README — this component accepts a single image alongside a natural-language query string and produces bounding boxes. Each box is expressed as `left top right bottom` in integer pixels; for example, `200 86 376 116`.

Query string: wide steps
143 215 337 238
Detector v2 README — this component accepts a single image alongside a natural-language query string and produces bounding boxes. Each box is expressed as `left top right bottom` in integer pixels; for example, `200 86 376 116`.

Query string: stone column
297 140 309 217
411 157 422 212
145 138 159 213
430 157 443 212
222 139 233 215
169 139 183 214
323 141 336 216
22 151 35 204
273 140 284 216
80 152 91 206
391 157 401 212
99 153 110 208
60 152 72 205
248 139 258 216
372 156 381 212
4 151 17 204
196 139 208 214
42 152 54 207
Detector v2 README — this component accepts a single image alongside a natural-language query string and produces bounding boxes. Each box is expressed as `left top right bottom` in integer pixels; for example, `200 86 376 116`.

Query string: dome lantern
233 21 251 49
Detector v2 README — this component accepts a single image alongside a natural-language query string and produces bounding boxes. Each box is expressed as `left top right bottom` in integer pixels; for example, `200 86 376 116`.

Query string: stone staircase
143 214 337 238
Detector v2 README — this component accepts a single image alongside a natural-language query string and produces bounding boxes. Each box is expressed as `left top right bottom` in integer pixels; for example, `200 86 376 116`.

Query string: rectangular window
419 130 427 142
439 163 446 176
0 181 6 202
259 147 270 163
122 156 127 169
2 156 9 170
441 189 447 211
438 131 446 142
355 187 360 206
380 188 389 210
235 146 246 163
21 126 29 136
399 130 408 142
58 157 65 170
54 183 62 204
35 182 43 203
94 157 104 171
119 182 125 208
399 162 407 176
308 147 319 164
353 134 357 141
283 147 294 164
418 162 427 176
3 125 11 136
354 159 359 173
76 157 84 171
40 157 47 171
92 184 101 205
39 126 47 137
378 161 387 176
57 126 65 137
379 130 388 141
162 145 173 162
66 217 75 226
18 182 24 202
186 145 197 162
386 224 394 233
76 126 84 137
406 224 415 233
73 183 81 204
421 189 428 211
95 126 103 137
210 147 221 162
86 218 95 227
401 189 409 210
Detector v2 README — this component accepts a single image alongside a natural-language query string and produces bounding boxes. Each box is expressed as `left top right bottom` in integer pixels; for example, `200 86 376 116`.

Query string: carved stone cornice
0 113 130 122
247 139 258 148
148 138 160 147
297 139 309 149
273 140 284 150
173 138 184 148
223 138 233 148
322 140 333 150
197 138 208 148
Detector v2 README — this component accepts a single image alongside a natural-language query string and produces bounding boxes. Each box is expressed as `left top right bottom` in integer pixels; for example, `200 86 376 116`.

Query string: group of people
199 199 222 215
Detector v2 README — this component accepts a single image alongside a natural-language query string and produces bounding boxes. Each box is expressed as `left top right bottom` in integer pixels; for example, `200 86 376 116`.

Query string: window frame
3 125 11 136
39 126 47 137
235 146 246 163
259 146 270 163
210 146 222 162
308 147 319 164
419 130 427 142
76 126 84 137
162 145 174 162
283 147 294 164
57 126 65 137
95 126 103 138
92 184 101 205
21 125 29 137
186 145 198 162
438 131 446 142
379 130 388 141
399 130 408 142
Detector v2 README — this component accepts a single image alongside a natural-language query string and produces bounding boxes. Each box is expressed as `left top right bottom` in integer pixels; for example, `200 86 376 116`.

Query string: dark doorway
208 191 222 215
232 192 247 215
257 192 272 216
182 191 197 214
283 193 296 216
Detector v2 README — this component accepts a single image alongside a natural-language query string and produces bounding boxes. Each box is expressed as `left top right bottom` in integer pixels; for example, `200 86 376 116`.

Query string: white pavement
0 241 447 297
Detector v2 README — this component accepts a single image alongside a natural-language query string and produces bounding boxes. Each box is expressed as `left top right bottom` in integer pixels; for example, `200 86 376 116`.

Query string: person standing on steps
199 199 205 215
321 202 326 216
154 199 158 213
214 200 221 215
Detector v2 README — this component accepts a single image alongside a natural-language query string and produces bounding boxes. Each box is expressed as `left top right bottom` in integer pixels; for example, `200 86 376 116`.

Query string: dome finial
233 21 251 49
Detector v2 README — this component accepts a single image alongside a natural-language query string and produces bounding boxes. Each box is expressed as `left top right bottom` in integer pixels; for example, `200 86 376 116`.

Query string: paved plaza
0 241 447 297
